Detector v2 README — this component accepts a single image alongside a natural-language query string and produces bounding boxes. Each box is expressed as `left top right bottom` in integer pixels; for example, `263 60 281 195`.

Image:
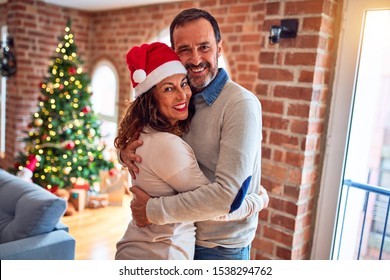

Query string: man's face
172 18 222 93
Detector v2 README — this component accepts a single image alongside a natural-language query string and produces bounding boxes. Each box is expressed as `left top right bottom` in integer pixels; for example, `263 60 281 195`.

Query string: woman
114 42 267 260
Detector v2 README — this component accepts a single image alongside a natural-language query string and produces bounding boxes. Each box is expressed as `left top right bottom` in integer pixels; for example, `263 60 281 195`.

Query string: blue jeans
194 245 250 260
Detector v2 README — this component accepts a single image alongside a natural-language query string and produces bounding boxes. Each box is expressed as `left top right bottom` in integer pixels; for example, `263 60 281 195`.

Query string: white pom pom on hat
126 42 187 98
132 69 146 84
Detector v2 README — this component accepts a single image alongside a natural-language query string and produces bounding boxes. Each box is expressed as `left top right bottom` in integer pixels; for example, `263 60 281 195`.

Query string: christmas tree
11 21 114 190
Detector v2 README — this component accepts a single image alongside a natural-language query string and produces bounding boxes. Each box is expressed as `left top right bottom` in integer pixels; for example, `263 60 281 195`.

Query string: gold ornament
34 118 43 127
88 128 96 137
63 167 72 175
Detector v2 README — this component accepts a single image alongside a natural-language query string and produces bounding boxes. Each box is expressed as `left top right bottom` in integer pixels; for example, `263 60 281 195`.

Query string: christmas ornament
34 118 43 127
82 105 91 114
68 67 77 75
65 141 75 150
88 128 96 137
63 166 72 175
109 168 118 177
38 95 49 101
46 185 59 193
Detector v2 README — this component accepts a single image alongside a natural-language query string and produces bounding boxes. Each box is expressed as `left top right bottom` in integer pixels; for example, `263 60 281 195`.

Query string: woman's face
153 73 192 125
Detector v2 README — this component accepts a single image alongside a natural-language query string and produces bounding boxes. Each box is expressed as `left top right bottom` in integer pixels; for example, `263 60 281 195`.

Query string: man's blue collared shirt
194 68 229 106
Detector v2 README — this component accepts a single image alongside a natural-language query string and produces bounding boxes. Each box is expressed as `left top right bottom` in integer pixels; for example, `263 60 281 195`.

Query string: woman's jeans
194 245 250 260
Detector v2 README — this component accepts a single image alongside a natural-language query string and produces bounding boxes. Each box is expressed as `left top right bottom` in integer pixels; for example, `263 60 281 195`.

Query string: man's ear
217 39 223 58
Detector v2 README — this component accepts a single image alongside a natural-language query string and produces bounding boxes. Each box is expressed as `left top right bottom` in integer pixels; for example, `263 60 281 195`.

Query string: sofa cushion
0 169 66 243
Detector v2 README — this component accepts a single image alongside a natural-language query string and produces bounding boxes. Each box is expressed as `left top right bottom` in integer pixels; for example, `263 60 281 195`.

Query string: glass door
332 8 390 260
311 0 390 259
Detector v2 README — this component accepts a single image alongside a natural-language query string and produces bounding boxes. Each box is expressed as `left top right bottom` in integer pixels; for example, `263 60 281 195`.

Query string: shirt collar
194 68 229 105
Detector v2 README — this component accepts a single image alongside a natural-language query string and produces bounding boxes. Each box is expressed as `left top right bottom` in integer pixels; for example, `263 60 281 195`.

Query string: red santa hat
126 42 187 98
16 155 38 181
25 155 38 172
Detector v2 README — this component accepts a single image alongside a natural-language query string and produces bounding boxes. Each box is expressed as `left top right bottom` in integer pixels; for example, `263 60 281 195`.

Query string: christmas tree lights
11 21 114 190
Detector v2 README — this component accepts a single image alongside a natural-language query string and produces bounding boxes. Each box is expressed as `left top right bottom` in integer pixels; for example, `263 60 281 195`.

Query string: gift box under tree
99 169 129 206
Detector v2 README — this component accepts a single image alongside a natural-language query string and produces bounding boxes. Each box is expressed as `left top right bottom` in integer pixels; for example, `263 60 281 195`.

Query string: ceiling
0 0 186 12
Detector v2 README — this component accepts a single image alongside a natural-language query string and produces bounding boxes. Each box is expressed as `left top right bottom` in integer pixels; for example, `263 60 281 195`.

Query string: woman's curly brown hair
114 86 195 150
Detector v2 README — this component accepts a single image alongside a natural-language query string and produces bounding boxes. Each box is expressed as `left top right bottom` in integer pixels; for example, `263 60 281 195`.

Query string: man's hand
120 137 143 180
259 185 269 209
130 186 152 227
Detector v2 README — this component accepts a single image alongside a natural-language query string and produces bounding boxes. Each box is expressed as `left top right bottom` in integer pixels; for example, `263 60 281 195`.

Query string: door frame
311 0 390 259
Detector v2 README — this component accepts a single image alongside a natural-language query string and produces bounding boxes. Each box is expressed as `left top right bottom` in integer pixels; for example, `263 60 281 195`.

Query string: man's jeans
194 245 250 260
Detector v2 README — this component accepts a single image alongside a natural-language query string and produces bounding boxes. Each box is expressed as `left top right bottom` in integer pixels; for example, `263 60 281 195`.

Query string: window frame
91 59 119 124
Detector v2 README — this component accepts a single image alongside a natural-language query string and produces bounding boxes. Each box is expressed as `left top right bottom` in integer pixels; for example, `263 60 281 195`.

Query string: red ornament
59 84 64 90
68 67 77 75
65 141 75 150
39 95 48 101
82 106 91 114
109 168 118 177
45 185 59 193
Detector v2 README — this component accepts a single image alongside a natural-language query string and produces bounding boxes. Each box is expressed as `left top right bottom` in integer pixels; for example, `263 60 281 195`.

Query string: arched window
91 60 118 151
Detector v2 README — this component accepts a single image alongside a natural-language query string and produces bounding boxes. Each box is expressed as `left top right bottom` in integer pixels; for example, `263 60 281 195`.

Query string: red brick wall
256 0 343 260
0 0 344 259
0 4 6 25
0 0 91 168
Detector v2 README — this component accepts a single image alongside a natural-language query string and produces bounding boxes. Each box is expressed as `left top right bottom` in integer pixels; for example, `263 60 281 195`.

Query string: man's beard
186 60 218 92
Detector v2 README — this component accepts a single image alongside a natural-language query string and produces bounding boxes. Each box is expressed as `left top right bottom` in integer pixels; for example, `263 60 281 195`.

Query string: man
120 8 267 260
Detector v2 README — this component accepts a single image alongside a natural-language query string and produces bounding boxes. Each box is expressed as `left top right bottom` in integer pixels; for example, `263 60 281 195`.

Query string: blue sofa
0 169 75 260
